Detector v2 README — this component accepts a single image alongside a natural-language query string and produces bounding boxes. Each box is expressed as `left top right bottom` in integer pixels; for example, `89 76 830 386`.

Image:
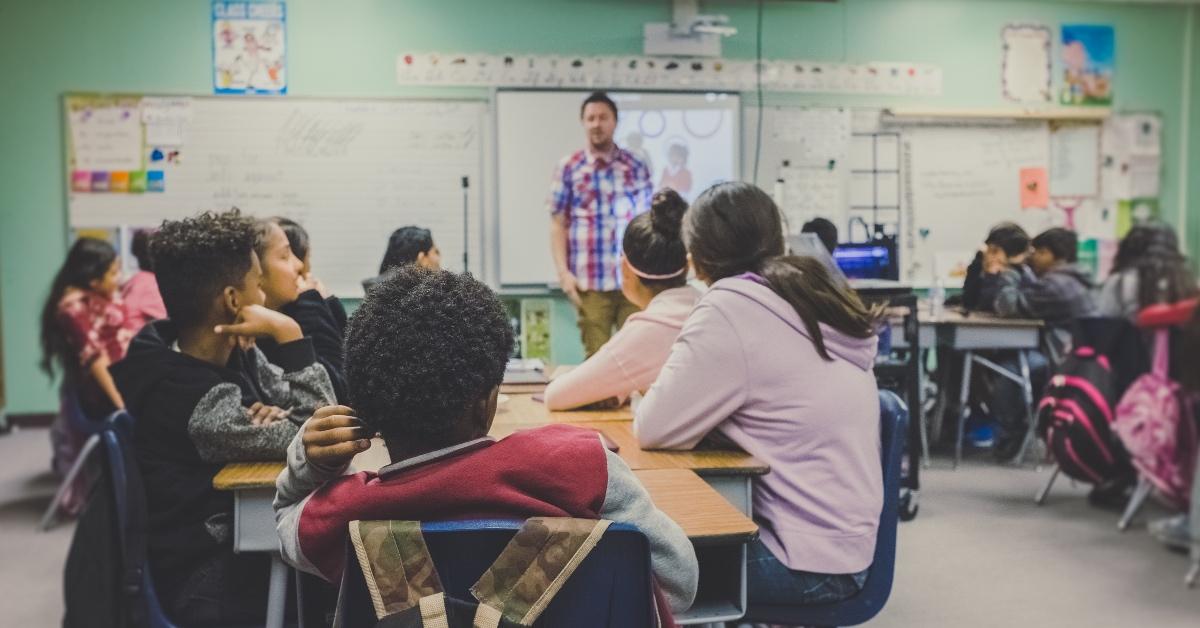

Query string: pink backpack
1113 329 1199 509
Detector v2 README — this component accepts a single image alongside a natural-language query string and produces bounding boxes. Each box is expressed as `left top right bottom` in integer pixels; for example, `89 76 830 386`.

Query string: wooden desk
214 463 757 625
494 393 634 424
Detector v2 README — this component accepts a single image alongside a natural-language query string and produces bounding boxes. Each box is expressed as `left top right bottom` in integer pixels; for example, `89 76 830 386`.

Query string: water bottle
930 278 946 319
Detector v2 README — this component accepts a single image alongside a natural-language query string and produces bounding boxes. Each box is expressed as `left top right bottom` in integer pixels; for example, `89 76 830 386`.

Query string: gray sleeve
598 449 698 613
186 383 302 463
274 419 351 576
993 268 1026 318
252 345 336 419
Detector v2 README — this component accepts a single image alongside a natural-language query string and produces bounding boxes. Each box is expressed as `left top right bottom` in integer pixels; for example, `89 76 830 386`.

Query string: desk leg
265 554 288 628
1013 350 1037 466
954 350 973 469
918 349 931 469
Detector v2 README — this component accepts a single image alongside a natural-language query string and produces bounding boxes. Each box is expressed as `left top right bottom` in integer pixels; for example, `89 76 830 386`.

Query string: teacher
548 91 654 356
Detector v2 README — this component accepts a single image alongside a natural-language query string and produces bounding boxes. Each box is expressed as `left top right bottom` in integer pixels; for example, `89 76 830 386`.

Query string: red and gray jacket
273 424 698 615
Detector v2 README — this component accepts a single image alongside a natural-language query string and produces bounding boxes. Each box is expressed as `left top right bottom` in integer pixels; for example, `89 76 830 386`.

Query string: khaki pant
576 290 640 357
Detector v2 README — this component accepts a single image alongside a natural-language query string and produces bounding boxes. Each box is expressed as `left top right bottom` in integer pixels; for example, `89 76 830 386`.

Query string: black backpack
1036 345 1134 484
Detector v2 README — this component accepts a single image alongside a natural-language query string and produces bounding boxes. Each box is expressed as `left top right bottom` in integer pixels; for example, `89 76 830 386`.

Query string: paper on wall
141 97 193 147
1002 24 1053 103
1049 123 1099 197
1129 154 1161 199
779 166 847 233
70 103 143 172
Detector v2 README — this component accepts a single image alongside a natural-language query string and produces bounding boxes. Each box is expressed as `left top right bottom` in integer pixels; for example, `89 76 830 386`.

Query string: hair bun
650 188 687 239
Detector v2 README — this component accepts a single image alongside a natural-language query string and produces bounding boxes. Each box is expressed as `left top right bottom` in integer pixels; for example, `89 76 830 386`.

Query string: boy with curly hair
273 266 698 622
110 209 335 625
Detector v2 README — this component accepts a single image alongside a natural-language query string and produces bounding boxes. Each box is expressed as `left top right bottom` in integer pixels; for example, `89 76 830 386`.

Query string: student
633 181 884 607
40 237 136 418
256 217 349 401
801 217 839 256
544 189 699 410
109 210 334 626
1096 222 1198 319
362 225 441 291
981 227 1097 459
121 228 167 331
961 222 1031 311
273 266 698 620
274 216 349 330
40 237 139 515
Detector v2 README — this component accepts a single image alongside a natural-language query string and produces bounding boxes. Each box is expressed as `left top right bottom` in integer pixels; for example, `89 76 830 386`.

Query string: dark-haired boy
110 210 334 625
981 227 1096 459
273 266 698 622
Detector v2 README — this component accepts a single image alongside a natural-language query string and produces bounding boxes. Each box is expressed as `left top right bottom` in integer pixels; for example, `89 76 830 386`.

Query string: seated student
959 222 1031 311
980 227 1097 459
633 181 884 607
110 210 335 626
255 217 349 401
274 216 349 330
362 225 441 291
801 216 839 256
544 189 699 410
121 228 167 331
40 237 140 514
273 266 698 620
1097 222 1198 319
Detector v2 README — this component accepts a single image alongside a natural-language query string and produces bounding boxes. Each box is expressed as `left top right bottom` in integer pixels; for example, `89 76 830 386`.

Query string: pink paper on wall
1020 167 1049 209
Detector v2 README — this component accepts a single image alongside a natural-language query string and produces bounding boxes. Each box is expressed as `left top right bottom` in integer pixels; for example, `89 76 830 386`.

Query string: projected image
613 94 737 203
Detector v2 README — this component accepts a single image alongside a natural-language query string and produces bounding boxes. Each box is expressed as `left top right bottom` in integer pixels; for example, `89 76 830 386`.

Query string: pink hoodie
544 286 700 410
634 275 882 574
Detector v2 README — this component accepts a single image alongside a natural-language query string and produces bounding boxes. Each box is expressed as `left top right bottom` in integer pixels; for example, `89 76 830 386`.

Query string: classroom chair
740 389 907 627
337 519 657 627
98 410 181 628
41 384 116 530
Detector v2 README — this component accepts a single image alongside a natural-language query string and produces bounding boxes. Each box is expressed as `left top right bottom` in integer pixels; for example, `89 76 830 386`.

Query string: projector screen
496 90 740 286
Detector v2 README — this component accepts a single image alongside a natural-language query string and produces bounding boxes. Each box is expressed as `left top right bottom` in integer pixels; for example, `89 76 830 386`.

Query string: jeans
746 539 868 606
986 350 1049 448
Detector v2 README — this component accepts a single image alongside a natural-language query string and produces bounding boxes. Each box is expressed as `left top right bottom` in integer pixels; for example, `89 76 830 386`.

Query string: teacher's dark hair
580 91 618 119
623 188 689 291
685 181 884 361
379 226 434 274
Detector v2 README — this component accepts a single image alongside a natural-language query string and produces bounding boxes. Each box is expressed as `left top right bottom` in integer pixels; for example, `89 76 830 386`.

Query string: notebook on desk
503 358 549 384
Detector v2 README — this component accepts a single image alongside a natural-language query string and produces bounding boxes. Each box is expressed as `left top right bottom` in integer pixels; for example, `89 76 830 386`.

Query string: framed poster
213 1 287 95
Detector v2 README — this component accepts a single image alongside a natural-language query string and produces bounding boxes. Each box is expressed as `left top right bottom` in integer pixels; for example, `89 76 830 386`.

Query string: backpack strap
1152 328 1170 377
469 518 612 627
348 520 446 620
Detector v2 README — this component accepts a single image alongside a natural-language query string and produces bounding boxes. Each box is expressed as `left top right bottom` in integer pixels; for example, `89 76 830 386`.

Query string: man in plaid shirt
548 92 654 356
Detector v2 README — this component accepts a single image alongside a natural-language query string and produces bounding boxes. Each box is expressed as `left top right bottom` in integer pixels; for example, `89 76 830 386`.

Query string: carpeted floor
1 427 1197 627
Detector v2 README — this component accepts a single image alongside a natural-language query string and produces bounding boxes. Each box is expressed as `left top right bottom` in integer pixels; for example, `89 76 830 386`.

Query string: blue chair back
339 520 656 627
99 411 179 628
743 389 908 626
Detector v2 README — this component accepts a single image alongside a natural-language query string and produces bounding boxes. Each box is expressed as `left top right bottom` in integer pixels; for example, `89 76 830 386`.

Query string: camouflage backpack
345 518 613 628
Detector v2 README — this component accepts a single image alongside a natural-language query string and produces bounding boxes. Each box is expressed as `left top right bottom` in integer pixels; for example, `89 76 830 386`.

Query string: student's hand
215 304 303 344
983 248 1009 275
558 271 582 308
298 272 331 299
302 405 373 468
246 402 290 426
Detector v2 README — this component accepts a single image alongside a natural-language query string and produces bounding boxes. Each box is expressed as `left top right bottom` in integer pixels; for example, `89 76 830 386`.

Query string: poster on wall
1060 24 1114 106
1001 24 1052 103
213 1 287 95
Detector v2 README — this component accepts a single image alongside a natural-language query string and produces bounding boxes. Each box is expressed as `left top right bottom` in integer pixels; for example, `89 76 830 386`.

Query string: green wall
2 0 1196 413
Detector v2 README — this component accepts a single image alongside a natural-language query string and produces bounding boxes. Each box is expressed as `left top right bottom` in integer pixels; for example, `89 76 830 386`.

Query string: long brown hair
685 181 884 360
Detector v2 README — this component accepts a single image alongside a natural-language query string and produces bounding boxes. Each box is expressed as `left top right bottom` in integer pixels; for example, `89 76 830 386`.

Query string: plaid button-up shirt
548 146 653 292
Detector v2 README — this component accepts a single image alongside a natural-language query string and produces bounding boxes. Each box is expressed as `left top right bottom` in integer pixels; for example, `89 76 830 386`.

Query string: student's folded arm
599 450 698 612
992 269 1028 318
252 342 336 420
273 421 350 576
633 302 747 450
186 383 302 463
543 329 638 410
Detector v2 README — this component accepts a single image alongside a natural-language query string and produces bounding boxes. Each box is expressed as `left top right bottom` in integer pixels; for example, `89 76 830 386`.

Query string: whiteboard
903 122 1060 285
67 96 487 296
496 90 740 286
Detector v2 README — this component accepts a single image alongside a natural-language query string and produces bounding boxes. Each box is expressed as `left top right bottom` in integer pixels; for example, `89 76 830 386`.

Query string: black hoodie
257 289 349 402
109 320 335 602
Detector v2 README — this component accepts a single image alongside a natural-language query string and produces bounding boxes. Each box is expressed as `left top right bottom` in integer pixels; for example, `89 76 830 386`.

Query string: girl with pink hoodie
635 181 885 606
544 188 700 410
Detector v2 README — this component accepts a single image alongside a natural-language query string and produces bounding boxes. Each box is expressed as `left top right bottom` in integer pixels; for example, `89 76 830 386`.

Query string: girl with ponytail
544 188 700 410
634 181 886 606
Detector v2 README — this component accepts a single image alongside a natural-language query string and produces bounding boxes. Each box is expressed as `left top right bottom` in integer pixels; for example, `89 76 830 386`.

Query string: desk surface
490 420 768 476
932 309 1043 328
495 393 633 424
212 463 757 542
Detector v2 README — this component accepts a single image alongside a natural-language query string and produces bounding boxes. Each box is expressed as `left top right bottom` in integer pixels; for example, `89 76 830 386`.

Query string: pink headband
624 255 688 280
